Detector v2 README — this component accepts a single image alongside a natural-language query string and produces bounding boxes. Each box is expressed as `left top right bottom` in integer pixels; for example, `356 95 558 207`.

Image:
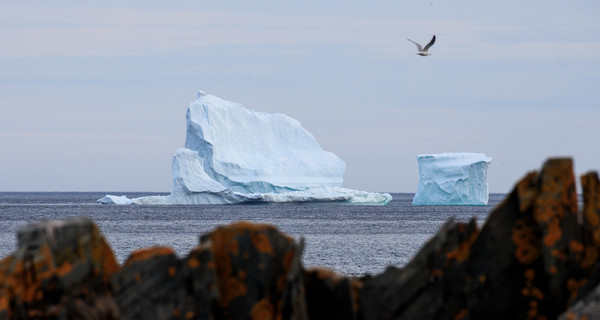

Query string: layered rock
4 158 600 319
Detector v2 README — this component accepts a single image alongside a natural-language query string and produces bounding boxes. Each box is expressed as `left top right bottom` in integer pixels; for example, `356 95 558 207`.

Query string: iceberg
100 91 391 205
97 195 133 205
412 153 492 205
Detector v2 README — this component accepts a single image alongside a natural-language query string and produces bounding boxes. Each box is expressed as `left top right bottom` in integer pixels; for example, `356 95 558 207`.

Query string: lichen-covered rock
109 222 307 320
559 171 600 319
110 246 217 320
203 222 307 320
0 217 120 319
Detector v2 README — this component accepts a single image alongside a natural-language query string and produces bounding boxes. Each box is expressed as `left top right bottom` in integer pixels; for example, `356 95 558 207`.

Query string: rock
304 267 362 320
203 222 306 319
559 171 600 319
0 217 120 319
110 246 217 320
109 221 307 320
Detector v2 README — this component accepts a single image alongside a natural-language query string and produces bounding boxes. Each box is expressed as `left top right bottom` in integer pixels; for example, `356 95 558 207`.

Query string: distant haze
1 1 598 193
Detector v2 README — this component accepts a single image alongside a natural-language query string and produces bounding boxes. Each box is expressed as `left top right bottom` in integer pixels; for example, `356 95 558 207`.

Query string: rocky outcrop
0 218 120 319
0 221 306 320
1 158 600 319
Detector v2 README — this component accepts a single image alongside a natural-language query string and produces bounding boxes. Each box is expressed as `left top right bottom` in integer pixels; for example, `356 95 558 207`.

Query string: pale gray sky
1 1 598 193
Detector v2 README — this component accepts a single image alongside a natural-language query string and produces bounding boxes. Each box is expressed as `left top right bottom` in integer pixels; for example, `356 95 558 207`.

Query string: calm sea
0 192 505 276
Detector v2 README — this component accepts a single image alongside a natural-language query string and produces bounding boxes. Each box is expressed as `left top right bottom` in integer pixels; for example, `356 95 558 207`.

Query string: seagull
407 35 436 56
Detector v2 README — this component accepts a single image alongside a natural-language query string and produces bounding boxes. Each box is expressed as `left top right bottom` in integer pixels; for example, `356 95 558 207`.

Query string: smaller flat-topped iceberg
99 91 391 205
412 153 492 206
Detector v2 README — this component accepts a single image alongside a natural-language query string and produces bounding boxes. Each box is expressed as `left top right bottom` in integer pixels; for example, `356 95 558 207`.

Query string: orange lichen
531 287 545 300
350 277 363 314
534 207 555 224
54 261 74 277
567 278 588 303
569 240 584 253
582 247 598 270
525 269 536 281
250 232 274 255
593 229 600 249
551 249 567 261
186 311 195 319
517 172 539 213
530 300 539 308
221 277 247 306
277 274 287 292
446 228 479 264
453 308 468 320
527 300 539 319
549 266 558 275
311 267 342 285
125 246 175 266
88 230 119 274
169 266 176 277
513 220 540 264
430 269 444 278
282 249 295 271
543 218 562 248
250 298 274 320
187 256 200 269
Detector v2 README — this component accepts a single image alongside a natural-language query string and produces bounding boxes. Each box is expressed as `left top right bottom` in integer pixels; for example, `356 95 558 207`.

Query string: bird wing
407 39 423 51
423 35 436 51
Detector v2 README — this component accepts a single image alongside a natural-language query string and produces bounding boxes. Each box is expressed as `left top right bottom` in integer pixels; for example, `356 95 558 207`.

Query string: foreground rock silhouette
1 158 600 319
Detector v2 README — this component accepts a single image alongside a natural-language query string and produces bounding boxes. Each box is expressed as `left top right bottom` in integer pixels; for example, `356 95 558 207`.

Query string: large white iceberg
412 153 492 205
99 91 391 205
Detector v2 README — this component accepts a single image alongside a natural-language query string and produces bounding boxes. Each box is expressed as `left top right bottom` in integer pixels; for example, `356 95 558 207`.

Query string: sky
1 1 599 193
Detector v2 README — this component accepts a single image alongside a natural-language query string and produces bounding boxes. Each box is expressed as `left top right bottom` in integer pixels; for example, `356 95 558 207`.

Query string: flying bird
407 35 436 56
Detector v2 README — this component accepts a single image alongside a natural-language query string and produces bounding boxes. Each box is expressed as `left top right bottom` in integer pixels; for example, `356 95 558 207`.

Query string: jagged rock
0 217 120 319
559 171 600 319
110 222 307 320
110 246 217 320
202 222 306 320
304 268 362 320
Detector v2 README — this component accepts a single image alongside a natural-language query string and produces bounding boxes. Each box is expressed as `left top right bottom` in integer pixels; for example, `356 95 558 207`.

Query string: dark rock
559 171 600 319
203 222 307 320
0 217 120 319
304 267 362 320
110 246 216 320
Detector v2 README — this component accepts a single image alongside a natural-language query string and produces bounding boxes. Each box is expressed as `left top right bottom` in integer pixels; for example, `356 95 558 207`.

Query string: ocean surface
0 192 505 276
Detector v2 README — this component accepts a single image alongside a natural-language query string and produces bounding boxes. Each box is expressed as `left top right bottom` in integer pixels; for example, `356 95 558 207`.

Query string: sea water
0 192 504 276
